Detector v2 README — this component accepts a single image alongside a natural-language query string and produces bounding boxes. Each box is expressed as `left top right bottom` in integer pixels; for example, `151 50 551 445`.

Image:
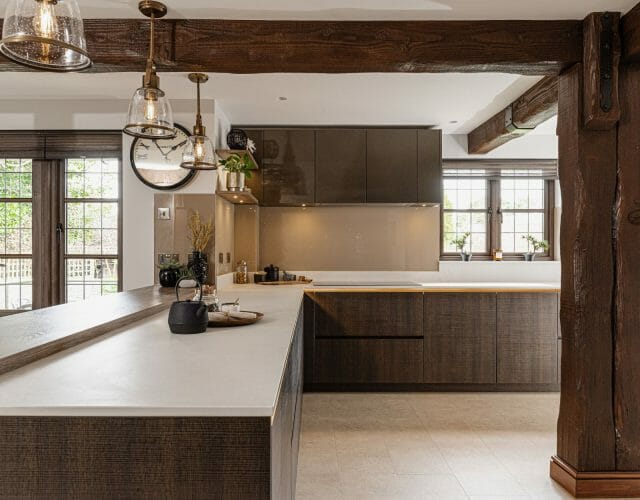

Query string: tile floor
295 392 579 500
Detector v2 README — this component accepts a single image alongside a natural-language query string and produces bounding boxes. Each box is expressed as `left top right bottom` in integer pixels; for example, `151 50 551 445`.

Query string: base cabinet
306 291 560 390
314 338 423 384
497 293 559 384
424 293 497 384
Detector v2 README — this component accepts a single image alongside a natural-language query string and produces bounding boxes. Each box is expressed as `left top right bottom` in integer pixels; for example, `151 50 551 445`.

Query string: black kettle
168 278 208 335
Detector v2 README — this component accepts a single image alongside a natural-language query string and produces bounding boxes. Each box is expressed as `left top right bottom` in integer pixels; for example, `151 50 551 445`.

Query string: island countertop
0 287 305 418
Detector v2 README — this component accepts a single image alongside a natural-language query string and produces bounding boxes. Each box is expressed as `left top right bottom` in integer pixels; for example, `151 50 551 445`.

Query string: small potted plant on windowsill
451 232 472 262
522 235 549 261
219 153 256 192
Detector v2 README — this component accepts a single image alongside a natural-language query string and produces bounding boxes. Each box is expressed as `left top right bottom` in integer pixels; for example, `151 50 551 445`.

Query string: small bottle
235 260 249 284
493 249 503 261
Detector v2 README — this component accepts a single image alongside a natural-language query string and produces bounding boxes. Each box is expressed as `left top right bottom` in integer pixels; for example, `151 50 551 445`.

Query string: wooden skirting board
551 456 640 497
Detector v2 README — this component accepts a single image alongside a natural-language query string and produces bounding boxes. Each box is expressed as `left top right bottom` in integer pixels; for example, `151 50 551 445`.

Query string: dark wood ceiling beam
467 76 559 154
0 19 582 74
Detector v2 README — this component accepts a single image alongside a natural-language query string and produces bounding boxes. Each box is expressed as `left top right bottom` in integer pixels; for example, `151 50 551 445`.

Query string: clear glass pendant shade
181 135 217 170
123 86 175 139
0 0 91 71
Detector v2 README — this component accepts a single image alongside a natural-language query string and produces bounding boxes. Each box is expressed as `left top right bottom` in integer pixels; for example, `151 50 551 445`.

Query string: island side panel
0 416 272 498
271 304 304 500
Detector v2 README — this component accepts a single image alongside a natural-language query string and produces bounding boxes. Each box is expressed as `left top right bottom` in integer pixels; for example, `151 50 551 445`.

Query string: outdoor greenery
0 158 120 309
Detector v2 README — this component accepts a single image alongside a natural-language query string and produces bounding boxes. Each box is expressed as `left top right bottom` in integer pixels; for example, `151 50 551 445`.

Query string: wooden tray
258 280 313 285
208 311 264 328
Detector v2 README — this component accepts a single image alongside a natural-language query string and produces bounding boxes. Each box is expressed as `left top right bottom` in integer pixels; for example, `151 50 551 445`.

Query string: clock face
130 124 197 190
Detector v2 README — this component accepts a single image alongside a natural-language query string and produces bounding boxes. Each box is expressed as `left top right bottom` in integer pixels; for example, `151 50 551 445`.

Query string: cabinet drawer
313 292 423 338
314 339 423 384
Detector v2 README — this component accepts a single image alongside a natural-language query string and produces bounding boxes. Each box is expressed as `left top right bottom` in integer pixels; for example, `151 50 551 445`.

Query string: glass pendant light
0 0 91 71
181 73 217 170
123 1 175 140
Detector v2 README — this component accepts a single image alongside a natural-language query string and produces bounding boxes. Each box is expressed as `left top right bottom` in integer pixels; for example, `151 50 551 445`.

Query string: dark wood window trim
0 131 122 314
440 160 557 262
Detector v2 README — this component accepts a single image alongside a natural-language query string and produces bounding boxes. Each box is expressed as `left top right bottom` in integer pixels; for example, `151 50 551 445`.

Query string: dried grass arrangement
187 210 213 253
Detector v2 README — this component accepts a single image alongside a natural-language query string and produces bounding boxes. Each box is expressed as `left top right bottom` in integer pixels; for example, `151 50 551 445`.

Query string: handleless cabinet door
424 293 497 384
313 292 423 338
262 129 315 206
315 129 366 203
366 129 418 203
497 293 559 384
243 129 263 203
418 129 442 205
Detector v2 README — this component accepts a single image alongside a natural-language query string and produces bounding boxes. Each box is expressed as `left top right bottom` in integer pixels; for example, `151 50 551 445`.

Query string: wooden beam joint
467 76 559 154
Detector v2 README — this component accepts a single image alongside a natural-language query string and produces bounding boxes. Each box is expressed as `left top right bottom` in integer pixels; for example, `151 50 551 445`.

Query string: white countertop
0 287 305 418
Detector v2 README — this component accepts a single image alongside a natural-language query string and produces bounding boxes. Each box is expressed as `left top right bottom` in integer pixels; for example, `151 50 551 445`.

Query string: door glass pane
0 158 33 311
64 158 120 303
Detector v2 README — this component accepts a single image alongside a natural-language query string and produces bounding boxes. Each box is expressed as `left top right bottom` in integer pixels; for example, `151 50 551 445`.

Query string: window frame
0 131 122 315
440 162 557 261
60 156 123 303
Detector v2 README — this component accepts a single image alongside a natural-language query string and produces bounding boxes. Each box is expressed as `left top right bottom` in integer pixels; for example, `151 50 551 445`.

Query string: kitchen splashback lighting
123 0 175 139
0 0 91 71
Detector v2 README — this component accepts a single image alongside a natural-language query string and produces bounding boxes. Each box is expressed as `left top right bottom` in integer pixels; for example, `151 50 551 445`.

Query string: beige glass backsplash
258 206 440 271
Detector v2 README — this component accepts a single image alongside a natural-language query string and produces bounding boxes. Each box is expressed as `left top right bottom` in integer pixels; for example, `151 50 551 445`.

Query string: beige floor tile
296 393 564 500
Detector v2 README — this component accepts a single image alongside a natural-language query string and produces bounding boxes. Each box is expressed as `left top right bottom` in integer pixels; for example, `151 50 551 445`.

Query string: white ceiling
2 0 633 20
0 72 545 134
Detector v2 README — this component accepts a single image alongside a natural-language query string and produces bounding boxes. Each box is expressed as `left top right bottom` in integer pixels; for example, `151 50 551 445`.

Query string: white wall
0 98 231 290
443 133 558 159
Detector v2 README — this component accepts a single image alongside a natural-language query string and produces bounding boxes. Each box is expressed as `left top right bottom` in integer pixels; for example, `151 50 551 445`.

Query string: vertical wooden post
552 10 640 497
615 64 640 472
554 63 618 474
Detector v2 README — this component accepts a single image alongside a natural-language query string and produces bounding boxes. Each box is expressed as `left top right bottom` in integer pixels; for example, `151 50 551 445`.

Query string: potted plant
157 261 185 288
522 235 549 261
187 210 214 284
451 232 472 261
219 153 255 191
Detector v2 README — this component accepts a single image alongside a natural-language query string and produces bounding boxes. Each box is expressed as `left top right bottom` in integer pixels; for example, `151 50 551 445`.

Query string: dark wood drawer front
497 293 559 384
314 339 423 384
424 293 497 384
313 292 423 338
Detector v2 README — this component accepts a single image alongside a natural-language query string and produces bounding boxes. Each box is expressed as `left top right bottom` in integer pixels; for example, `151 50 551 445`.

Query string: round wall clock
130 123 197 190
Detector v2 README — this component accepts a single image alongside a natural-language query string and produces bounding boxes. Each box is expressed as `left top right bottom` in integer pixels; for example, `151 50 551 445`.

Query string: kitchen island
0 286 305 499
0 281 560 498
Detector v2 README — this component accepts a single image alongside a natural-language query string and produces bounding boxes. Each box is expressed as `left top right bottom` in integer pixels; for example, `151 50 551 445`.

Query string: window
0 131 122 315
0 158 33 311
441 161 557 260
64 157 120 302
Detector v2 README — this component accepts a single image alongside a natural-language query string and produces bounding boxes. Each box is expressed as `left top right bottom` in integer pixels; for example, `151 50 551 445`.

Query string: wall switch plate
219 253 224 264
157 208 171 220
226 252 231 264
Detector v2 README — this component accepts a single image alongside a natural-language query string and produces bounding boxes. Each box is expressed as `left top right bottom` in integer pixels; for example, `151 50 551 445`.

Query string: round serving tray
208 311 264 328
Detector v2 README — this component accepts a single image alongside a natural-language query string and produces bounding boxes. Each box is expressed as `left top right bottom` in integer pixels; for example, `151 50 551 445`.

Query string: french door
0 132 122 315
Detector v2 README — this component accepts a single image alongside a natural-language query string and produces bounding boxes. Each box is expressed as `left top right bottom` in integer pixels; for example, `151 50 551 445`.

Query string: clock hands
151 139 188 161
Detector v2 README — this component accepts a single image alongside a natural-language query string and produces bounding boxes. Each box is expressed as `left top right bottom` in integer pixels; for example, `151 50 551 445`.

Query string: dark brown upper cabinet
315 129 366 204
418 129 442 205
366 128 419 203
243 129 263 202
262 129 315 206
